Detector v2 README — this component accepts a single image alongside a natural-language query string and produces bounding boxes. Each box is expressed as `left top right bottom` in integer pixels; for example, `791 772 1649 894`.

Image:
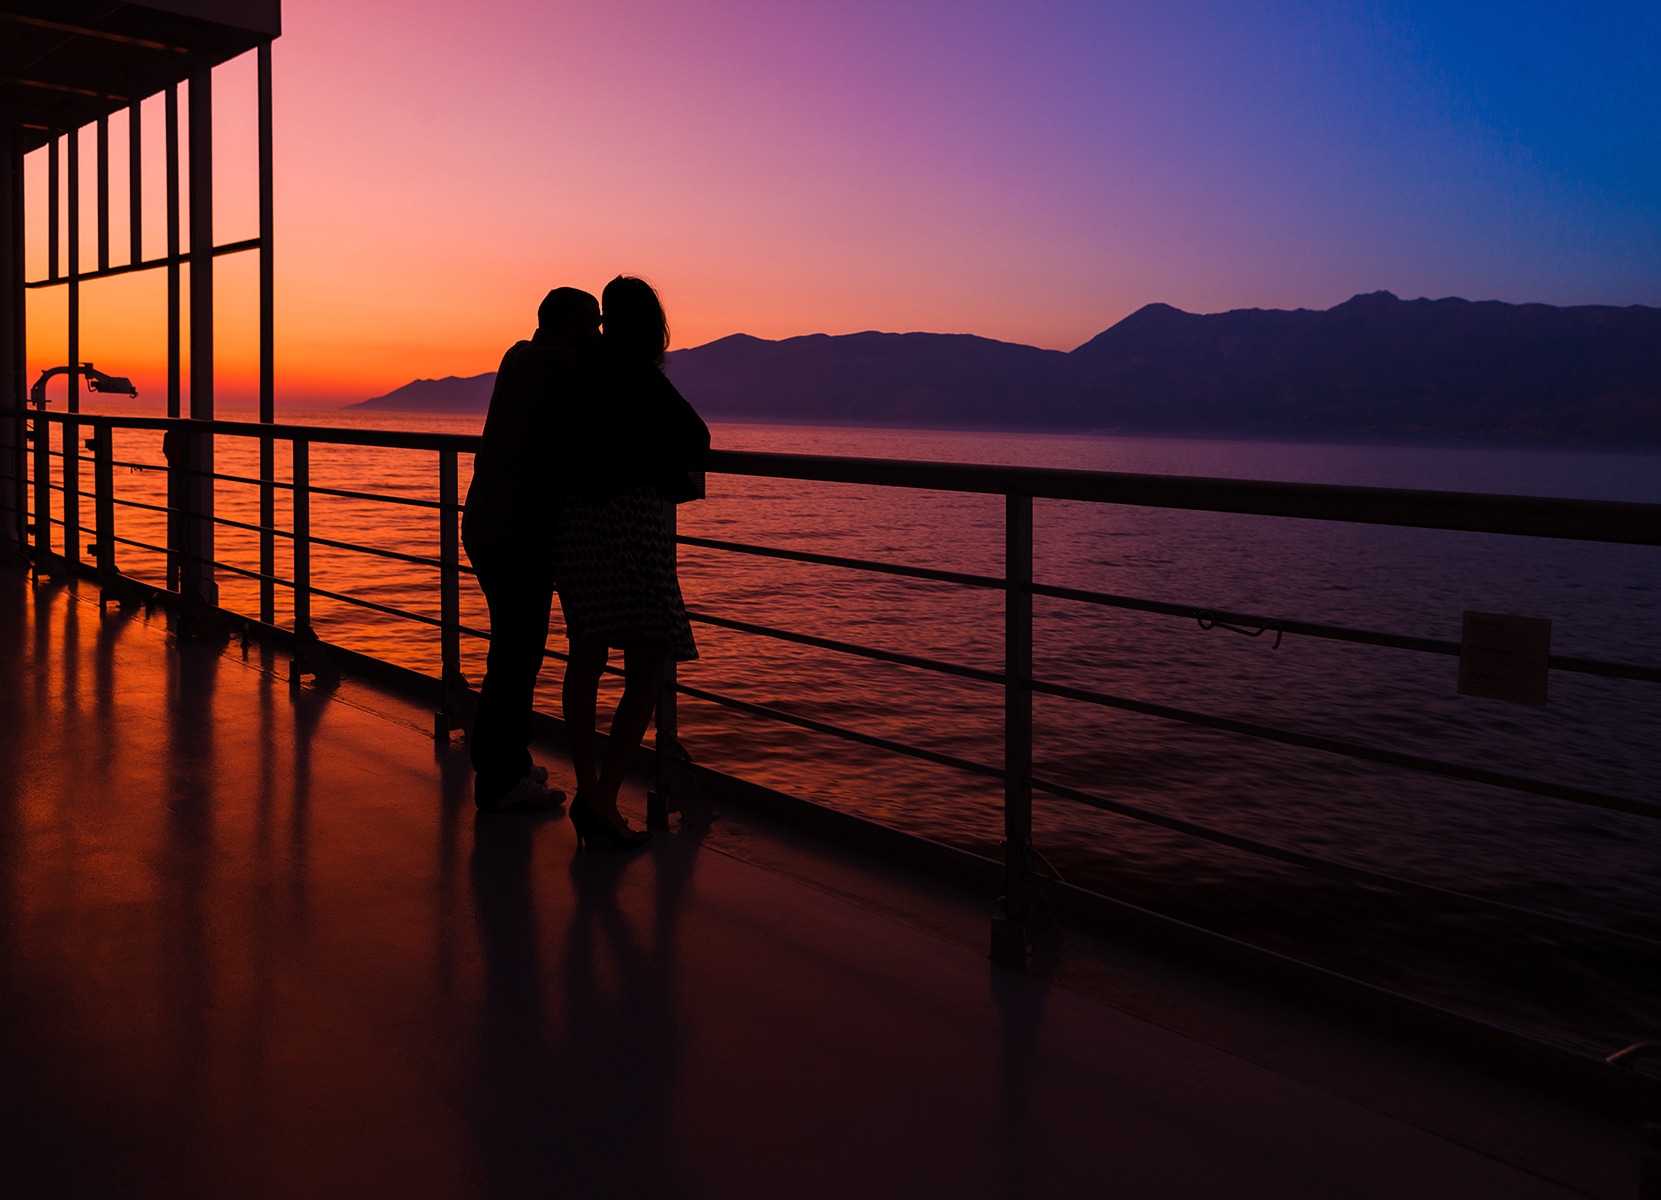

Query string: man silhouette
462 287 600 810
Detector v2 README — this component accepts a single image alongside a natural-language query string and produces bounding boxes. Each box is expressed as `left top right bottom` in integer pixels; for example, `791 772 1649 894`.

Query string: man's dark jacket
462 333 579 556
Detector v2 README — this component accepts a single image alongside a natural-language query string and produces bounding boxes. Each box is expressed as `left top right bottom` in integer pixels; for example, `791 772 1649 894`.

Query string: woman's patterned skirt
552 485 698 662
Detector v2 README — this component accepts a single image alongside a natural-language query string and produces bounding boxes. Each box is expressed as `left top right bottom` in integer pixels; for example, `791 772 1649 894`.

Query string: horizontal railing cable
107 534 172 556
211 511 294 540
685 536 1657 685
210 469 294 491
109 495 177 517
104 497 289 546
665 678 1659 952
659 673 1661 952
1030 580 1661 686
680 533 1005 591
686 606 1657 819
305 582 445 629
305 482 442 510
197 556 284 588
673 679 1007 781
1029 676 1661 821
102 498 443 576
303 531 442 570
1022 772 1661 954
107 534 292 589
687 609 1004 686
120 461 437 510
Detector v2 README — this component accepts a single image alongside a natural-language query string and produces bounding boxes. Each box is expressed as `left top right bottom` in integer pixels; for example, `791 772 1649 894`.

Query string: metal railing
3 406 1659 972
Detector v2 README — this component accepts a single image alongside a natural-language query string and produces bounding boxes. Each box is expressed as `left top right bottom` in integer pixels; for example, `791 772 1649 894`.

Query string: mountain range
349 292 1661 445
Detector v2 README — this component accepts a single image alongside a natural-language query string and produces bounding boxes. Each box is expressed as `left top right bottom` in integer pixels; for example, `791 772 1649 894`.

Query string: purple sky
27 0 1661 400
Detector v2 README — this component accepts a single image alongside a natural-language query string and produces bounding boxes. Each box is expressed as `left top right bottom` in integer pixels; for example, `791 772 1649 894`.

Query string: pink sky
23 0 1661 407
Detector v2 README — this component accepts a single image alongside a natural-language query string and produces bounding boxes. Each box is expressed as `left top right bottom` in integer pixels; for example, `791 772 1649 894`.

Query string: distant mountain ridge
350 372 496 413
351 293 1661 445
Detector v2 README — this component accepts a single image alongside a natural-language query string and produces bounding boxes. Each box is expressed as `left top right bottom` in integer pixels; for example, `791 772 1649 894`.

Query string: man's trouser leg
469 548 554 804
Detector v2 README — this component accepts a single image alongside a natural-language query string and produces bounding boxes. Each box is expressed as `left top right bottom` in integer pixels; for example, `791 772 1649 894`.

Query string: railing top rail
7 409 476 454
705 450 1661 546
10 408 1658 545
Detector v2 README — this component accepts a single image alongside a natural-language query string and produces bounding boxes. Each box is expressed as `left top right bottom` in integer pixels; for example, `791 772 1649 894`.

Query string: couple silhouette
461 277 710 850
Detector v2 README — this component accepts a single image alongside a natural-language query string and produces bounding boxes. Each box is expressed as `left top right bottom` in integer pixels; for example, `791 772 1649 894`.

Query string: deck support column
65 129 80 568
165 85 182 589
0 128 21 557
128 100 142 267
258 40 276 624
166 85 180 423
184 66 216 607
47 134 57 283
96 116 110 273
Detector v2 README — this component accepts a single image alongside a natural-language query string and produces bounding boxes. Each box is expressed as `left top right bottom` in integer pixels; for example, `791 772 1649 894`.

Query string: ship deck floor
0 559 1628 1198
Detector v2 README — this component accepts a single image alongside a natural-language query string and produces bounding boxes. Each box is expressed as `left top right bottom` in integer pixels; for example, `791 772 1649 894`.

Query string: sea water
69 408 1661 1053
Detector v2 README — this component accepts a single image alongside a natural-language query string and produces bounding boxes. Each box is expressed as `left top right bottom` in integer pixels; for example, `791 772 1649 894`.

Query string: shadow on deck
0 560 1595 1198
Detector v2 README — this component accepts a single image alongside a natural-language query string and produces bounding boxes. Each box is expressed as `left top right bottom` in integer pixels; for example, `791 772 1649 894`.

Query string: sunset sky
23 0 1661 406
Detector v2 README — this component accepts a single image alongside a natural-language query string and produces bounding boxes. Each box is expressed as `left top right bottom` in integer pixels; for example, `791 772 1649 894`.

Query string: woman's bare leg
562 637 608 796
592 638 667 827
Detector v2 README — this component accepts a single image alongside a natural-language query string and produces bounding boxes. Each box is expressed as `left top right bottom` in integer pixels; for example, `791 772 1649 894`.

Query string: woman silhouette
554 276 710 851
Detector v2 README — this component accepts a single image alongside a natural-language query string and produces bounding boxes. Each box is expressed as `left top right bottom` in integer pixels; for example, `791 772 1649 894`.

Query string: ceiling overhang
0 1 280 153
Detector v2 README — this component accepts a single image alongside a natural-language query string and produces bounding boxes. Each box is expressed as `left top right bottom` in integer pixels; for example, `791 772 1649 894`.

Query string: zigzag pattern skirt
552 485 698 662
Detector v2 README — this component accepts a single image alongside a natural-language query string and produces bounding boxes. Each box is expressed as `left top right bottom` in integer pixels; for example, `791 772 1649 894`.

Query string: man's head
537 288 601 348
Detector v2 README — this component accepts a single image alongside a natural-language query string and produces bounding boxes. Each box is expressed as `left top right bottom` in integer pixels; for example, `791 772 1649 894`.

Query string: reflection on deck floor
0 563 1578 1198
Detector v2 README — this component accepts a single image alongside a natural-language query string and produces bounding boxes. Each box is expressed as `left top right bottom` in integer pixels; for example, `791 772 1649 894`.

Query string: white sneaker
478 774 566 812
527 764 550 786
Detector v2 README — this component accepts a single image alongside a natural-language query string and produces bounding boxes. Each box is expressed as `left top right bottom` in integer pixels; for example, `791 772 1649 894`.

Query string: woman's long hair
601 276 670 368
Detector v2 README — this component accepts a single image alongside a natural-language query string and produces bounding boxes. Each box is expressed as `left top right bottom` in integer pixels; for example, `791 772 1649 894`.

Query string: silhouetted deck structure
2 557 1619 1198
3 3 1659 1196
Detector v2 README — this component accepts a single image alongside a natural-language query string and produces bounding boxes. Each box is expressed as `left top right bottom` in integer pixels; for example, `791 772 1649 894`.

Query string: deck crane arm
29 364 139 408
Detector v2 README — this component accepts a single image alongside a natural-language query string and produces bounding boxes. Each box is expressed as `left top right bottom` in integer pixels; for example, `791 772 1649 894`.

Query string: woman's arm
647 371 710 501
653 371 710 466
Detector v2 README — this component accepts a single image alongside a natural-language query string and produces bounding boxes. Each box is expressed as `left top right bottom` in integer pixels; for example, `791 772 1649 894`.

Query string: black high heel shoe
568 795 652 853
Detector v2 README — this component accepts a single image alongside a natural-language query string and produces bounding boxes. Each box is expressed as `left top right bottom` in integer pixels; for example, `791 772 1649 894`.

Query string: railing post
163 424 181 591
30 408 48 566
285 436 336 690
63 412 79 569
89 418 116 605
292 437 310 634
436 448 464 736
259 432 274 623
3 405 20 556
648 498 680 829
4 407 20 558
177 425 200 604
991 492 1035 966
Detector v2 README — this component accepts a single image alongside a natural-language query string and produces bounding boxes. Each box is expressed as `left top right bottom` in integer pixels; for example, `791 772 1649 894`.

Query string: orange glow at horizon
20 1 1659 412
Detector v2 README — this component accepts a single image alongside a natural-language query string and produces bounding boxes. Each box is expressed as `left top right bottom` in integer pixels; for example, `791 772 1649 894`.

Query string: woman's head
601 276 670 366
